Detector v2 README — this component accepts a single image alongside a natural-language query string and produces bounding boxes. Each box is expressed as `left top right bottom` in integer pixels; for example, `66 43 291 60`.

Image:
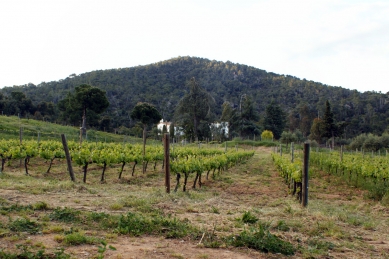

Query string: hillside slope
1 56 388 137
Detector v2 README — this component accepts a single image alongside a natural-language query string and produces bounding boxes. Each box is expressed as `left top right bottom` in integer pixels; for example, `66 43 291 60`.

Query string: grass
0 115 140 143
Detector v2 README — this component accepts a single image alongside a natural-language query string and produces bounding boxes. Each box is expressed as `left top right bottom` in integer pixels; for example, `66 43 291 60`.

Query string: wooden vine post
163 133 170 193
19 127 23 169
302 143 310 207
61 134 76 182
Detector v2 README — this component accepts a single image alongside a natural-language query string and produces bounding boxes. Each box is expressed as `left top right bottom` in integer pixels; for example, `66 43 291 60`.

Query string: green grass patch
8 218 41 234
116 212 200 239
63 232 100 246
49 207 81 223
0 244 70 259
241 211 258 224
225 226 295 255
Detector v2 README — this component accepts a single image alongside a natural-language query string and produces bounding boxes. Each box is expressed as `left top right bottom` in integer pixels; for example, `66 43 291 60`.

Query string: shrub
241 211 258 224
349 134 367 151
261 130 274 141
225 226 295 255
363 134 381 151
63 232 99 245
49 207 81 223
8 218 41 234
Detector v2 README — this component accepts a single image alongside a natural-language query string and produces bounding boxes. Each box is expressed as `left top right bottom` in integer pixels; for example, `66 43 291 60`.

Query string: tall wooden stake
302 143 310 207
163 134 170 193
61 134 75 182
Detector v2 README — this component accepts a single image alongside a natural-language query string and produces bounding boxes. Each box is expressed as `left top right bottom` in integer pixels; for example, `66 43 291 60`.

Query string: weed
225 226 295 255
8 218 41 234
0 244 70 259
241 211 258 224
88 211 110 222
116 212 200 239
210 206 220 214
284 204 293 214
63 232 100 245
365 182 389 201
109 203 124 211
49 207 80 223
96 241 116 259
275 220 290 232
44 225 64 234
202 223 222 248
33 201 49 210
363 221 377 230
0 204 33 214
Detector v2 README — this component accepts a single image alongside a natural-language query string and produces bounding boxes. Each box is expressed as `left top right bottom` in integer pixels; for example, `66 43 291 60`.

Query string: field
1 144 389 259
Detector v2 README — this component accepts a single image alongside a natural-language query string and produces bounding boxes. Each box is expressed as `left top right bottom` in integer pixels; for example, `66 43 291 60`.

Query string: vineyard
2 137 389 258
0 139 254 192
272 145 389 200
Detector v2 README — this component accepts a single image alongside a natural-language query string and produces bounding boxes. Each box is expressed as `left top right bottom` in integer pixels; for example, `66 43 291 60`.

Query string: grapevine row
0 139 254 189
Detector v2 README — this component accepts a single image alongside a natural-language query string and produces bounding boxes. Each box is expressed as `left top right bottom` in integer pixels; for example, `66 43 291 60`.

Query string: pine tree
264 101 285 140
322 100 337 148
175 78 215 140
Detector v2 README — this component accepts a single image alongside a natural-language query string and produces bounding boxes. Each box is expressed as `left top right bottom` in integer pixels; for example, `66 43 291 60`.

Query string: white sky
1 0 388 93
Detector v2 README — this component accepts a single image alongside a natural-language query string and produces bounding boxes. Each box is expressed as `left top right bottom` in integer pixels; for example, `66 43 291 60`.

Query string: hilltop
1 56 388 138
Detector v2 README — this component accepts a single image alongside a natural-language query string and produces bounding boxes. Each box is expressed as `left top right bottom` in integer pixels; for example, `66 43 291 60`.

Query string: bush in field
381 134 389 148
261 130 273 141
349 134 367 150
280 131 296 148
362 134 381 151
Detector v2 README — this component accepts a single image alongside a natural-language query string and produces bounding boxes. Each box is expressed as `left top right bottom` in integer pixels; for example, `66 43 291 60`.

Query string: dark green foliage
116 212 199 238
175 77 215 140
365 181 389 201
322 100 335 139
307 238 335 252
2 57 389 138
86 212 118 229
226 226 295 255
49 207 81 223
33 201 49 210
57 84 109 127
280 131 297 148
309 118 324 144
0 245 70 259
349 133 389 151
241 211 258 224
130 102 162 171
8 218 41 234
63 232 100 245
264 101 285 140
321 100 347 147
87 211 110 222
221 97 261 139
131 102 162 126
0 204 33 215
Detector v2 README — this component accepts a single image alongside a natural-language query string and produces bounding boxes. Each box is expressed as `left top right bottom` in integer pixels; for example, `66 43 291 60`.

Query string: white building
157 119 171 133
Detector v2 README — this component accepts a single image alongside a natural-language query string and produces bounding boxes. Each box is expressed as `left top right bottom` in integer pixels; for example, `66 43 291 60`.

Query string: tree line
1 56 388 141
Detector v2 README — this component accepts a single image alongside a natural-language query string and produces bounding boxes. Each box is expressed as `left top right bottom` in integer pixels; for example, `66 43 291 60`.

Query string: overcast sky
1 0 388 93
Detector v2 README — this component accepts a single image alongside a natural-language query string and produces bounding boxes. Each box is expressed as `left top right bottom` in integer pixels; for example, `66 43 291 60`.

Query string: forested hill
1 56 389 137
